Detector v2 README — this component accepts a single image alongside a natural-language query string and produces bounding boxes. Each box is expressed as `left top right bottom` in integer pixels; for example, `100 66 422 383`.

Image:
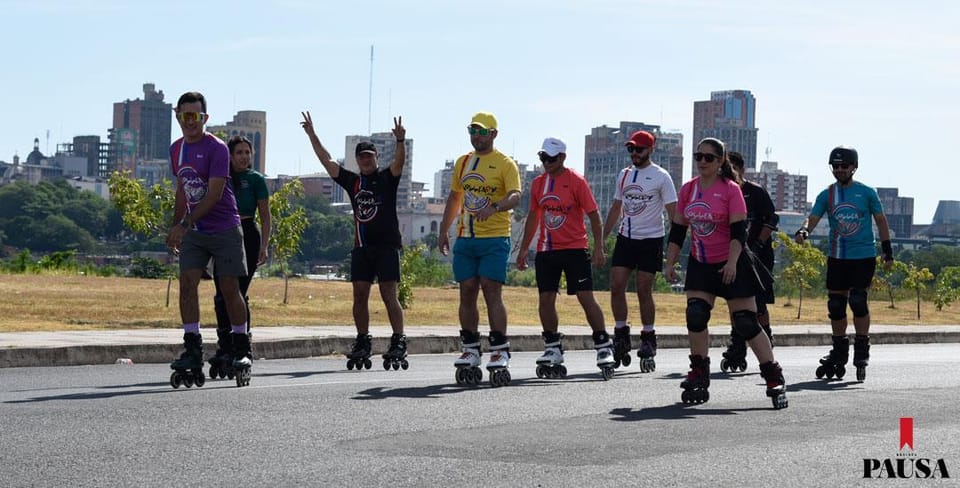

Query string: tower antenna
368 45 374 134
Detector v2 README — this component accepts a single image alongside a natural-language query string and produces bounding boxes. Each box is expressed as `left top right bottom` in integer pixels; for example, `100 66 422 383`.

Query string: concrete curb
3 331 959 368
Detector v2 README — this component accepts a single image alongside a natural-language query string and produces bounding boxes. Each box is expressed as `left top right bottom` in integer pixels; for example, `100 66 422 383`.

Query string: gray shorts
179 226 247 277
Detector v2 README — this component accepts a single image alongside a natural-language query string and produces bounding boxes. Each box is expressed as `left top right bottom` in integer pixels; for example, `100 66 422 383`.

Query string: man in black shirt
721 152 779 373
301 112 409 370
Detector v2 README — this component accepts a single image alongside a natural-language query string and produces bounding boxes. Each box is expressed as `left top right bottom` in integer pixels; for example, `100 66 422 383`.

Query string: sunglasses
694 152 719 163
626 145 648 154
830 162 853 170
177 112 206 123
539 152 560 164
467 126 494 136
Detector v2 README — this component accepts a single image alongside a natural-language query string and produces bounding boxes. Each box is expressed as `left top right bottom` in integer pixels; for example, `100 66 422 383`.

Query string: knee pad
685 298 712 332
731 310 763 341
827 294 848 320
849 288 869 318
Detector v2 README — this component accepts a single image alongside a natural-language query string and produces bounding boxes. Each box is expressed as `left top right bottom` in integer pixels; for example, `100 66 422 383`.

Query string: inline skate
231 332 252 387
486 331 511 387
680 355 710 404
454 330 483 386
170 333 206 389
382 333 409 371
593 330 615 380
815 336 849 380
535 332 566 379
853 335 870 382
346 333 373 371
720 329 748 373
612 326 632 368
759 360 788 409
637 329 657 373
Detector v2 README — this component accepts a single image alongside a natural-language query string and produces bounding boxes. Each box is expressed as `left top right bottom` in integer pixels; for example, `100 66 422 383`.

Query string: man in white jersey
602 130 678 373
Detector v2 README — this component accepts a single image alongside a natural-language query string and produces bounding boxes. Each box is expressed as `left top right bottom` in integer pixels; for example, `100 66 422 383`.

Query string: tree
872 258 907 309
902 263 935 320
108 170 177 305
778 231 826 319
934 266 960 312
269 179 309 304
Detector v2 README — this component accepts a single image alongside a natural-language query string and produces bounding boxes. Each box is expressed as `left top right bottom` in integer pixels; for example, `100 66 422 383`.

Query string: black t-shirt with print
334 167 402 249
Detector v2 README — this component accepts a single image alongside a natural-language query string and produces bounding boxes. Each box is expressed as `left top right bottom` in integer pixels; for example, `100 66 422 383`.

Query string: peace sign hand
392 116 406 141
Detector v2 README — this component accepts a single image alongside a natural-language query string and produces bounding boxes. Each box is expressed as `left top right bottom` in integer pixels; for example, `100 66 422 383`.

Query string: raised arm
300 111 340 179
389 116 406 177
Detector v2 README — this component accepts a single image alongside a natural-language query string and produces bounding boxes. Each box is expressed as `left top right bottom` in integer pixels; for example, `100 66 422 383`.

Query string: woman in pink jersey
665 138 787 409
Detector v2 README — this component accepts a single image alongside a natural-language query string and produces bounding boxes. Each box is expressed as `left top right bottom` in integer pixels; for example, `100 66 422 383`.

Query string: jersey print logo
831 202 862 237
177 166 207 205
622 184 654 216
539 194 567 231
461 173 494 212
355 189 379 222
685 201 717 238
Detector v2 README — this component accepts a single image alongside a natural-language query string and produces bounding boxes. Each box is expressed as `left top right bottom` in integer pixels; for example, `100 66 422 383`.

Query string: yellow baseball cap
470 112 498 130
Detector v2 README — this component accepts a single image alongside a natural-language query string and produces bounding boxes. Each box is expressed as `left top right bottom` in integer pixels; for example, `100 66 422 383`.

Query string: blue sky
2 0 957 223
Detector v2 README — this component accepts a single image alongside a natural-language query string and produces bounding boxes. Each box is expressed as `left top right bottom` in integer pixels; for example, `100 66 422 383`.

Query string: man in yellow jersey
439 111 522 387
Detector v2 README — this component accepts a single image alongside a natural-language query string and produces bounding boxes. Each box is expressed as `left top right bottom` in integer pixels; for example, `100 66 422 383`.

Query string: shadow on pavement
609 403 772 421
257 370 342 379
787 378 863 392
352 377 557 400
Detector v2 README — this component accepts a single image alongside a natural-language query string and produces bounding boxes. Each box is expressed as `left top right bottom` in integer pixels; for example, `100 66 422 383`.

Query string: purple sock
183 323 200 334
232 323 247 334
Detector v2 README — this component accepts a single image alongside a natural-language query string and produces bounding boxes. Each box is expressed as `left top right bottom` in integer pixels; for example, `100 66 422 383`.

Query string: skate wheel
815 365 826 379
720 359 729 373
772 394 788 410
383 360 391 371
621 355 632 367
392 361 400 371
400 359 409 370
601 367 614 381
536 365 545 379
613 359 622 368
559 365 567 378
184 375 194 388
363 358 372 370
226 370 234 380
194 372 205 388
737 362 747 373
209 365 219 380
455 368 465 385
347 359 355 371
836 366 846 379
170 372 181 389
681 390 690 404
824 369 835 380
856 367 866 382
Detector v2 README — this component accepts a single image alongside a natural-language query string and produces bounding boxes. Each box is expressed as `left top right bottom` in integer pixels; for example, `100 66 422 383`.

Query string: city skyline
2 1 956 223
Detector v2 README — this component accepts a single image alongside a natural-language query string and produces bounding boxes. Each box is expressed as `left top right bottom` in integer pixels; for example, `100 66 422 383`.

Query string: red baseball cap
625 130 655 148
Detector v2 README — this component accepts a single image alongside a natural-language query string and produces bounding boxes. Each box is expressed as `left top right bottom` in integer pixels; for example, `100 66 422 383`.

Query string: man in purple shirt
165 91 251 388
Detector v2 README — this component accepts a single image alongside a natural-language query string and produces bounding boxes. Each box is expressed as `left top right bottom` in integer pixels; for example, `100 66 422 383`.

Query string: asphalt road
1 345 958 487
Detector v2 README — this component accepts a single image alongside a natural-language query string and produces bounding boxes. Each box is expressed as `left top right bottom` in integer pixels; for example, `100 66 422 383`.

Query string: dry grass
0 274 957 332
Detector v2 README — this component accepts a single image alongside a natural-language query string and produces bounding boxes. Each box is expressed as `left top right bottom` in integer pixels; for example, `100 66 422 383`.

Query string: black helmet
828 146 858 167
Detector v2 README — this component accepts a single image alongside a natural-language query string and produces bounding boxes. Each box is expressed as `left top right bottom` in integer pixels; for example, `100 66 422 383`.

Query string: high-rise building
745 161 808 213
434 159 455 199
56 136 116 178
345 134 414 209
928 200 960 238
693 89 758 172
583 122 684 216
876 188 915 238
207 110 267 174
111 83 172 166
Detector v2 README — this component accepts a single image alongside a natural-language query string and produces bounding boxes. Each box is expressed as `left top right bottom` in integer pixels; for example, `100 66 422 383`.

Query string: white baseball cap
539 137 566 157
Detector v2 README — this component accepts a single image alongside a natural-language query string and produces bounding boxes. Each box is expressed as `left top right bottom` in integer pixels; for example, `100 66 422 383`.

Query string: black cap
828 146 858 166
355 141 377 156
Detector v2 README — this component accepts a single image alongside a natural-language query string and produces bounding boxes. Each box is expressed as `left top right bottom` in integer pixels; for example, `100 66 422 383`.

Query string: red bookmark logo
900 417 914 452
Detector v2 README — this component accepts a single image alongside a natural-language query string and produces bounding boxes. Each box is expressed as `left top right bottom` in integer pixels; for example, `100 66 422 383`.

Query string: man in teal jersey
795 146 893 383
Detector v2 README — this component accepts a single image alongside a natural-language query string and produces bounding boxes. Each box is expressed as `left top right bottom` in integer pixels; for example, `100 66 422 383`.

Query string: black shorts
535 249 593 295
611 235 663 274
351 246 401 283
826 257 876 291
684 253 759 300
749 247 775 305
